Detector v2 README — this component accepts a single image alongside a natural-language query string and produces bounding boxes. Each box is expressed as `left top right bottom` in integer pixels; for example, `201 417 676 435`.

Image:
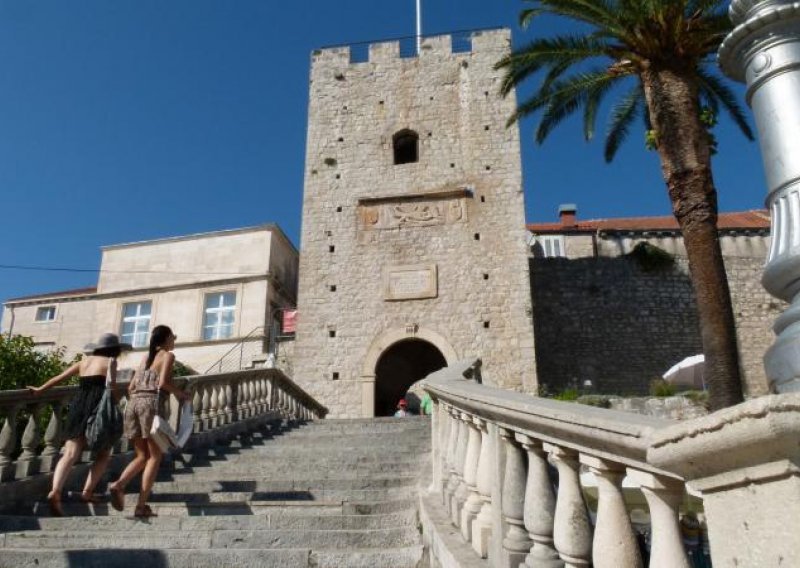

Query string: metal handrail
204 326 266 374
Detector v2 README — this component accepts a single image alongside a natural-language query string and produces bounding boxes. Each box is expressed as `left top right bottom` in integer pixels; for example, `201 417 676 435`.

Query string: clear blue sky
0 0 766 306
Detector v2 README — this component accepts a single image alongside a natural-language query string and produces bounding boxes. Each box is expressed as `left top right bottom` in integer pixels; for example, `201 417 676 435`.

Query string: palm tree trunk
640 66 744 410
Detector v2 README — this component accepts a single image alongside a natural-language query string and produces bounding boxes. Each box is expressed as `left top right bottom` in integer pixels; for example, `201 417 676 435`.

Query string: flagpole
416 0 422 54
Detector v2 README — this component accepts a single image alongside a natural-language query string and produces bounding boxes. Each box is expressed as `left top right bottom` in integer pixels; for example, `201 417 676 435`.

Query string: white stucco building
1 224 298 373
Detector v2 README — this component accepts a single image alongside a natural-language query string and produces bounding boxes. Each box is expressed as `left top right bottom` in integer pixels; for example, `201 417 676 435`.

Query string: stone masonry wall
531 255 782 397
292 30 537 417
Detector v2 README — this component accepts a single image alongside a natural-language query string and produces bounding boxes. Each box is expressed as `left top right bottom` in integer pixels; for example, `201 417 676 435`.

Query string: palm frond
696 69 755 140
583 77 616 140
536 0 625 35
496 36 610 96
604 83 644 161
534 70 619 142
519 0 544 29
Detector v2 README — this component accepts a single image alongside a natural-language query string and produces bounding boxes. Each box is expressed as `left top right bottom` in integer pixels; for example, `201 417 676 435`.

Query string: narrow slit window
393 129 419 165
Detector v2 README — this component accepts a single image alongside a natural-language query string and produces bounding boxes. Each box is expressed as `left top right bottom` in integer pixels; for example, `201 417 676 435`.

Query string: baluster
201 385 212 430
444 408 459 507
432 401 448 493
224 382 233 424
519 435 561 568
253 378 266 416
472 418 494 557
548 445 592 568
500 429 533 567
460 415 482 540
582 456 642 568
40 402 64 472
249 378 259 416
17 403 43 478
192 387 203 433
450 411 469 527
0 404 21 482
245 379 256 418
265 377 274 410
445 408 466 510
217 383 228 426
628 470 690 568
235 380 245 422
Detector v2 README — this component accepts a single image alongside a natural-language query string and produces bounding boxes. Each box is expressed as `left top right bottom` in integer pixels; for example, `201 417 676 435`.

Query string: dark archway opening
374 339 447 416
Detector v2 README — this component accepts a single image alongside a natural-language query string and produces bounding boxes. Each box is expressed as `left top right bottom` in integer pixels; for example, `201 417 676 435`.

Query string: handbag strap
105 357 117 388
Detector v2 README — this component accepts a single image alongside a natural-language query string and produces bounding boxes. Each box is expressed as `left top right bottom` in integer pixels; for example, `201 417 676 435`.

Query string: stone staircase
0 416 431 568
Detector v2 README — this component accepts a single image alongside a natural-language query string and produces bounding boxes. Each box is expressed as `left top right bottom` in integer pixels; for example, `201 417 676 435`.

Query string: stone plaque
358 188 469 231
384 264 438 301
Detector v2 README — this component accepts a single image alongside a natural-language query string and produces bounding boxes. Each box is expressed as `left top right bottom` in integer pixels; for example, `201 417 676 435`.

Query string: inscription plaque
384 264 438 301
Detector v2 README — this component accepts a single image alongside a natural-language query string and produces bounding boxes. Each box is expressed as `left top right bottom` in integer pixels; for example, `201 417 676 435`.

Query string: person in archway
394 398 409 417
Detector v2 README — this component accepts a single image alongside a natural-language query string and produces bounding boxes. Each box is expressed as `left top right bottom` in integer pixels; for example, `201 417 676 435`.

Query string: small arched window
393 129 419 165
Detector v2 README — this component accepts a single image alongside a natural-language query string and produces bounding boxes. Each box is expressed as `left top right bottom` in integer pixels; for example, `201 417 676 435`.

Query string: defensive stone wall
531 255 781 396
292 29 537 417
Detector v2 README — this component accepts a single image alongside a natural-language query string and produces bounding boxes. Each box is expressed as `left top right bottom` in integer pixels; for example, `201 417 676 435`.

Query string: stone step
0 510 418 532
155 463 425 480
0 526 420 550
25 500 347 518
148 475 419 494
0 546 424 568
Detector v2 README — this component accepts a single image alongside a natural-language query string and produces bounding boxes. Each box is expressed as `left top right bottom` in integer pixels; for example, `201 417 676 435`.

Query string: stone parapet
422 359 799 568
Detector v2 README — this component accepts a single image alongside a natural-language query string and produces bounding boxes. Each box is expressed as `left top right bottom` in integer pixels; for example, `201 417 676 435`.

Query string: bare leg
137 438 163 510
50 438 85 499
81 447 112 499
109 438 148 491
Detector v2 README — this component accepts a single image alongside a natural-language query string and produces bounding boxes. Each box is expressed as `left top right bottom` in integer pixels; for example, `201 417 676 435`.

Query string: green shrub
552 388 579 401
649 378 677 397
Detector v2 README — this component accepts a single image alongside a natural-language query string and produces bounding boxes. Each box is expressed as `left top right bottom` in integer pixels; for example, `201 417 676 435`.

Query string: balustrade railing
0 367 327 487
423 359 800 568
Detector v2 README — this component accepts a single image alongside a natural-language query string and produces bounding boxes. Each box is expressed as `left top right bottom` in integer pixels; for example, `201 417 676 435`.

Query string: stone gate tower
292 29 537 417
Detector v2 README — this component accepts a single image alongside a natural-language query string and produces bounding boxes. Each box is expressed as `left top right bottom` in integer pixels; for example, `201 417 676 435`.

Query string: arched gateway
361 327 457 417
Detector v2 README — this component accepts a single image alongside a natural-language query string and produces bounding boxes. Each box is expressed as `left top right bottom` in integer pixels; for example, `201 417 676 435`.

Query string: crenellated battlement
311 27 510 67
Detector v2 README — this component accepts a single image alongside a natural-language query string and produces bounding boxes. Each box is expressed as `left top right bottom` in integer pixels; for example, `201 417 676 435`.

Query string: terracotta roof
527 210 771 233
6 286 98 304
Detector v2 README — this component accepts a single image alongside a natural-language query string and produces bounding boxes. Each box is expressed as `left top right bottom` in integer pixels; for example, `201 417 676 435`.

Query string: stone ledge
418 490 488 568
647 393 800 482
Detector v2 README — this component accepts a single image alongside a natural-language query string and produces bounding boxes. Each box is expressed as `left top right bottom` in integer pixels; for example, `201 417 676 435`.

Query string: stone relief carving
359 197 466 230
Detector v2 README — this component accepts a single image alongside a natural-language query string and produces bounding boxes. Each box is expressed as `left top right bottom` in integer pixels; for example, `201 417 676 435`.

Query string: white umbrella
663 354 705 390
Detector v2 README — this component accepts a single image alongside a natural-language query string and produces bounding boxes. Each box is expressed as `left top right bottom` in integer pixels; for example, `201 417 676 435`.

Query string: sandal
79 492 101 504
109 485 125 512
47 493 64 517
134 504 157 518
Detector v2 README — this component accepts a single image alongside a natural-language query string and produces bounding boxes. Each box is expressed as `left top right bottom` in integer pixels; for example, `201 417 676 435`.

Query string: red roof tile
6 286 97 304
527 210 770 233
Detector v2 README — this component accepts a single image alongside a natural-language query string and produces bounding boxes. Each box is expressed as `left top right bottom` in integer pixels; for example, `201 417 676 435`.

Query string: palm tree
497 0 755 410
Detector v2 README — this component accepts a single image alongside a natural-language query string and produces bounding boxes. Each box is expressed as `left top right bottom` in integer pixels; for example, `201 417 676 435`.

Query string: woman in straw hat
27 333 131 516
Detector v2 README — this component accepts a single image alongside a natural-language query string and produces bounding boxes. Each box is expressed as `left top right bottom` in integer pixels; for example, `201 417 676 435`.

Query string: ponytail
146 325 174 370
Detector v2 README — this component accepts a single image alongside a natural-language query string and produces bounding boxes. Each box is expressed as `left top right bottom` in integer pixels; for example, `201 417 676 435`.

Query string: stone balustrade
0 368 327 489
422 359 800 568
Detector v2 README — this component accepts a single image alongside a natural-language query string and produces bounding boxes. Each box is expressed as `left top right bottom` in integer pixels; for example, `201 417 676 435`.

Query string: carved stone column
719 0 800 392
16 404 43 478
444 407 460 508
0 405 21 482
499 429 532 567
460 415 483 541
581 456 642 568
518 435 562 568
627 470 690 568
472 418 494 557
451 411 470 525
547 444 592 568
40 402 63 472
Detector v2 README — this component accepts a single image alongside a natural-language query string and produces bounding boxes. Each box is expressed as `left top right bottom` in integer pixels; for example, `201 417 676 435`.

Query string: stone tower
292 29 537 418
